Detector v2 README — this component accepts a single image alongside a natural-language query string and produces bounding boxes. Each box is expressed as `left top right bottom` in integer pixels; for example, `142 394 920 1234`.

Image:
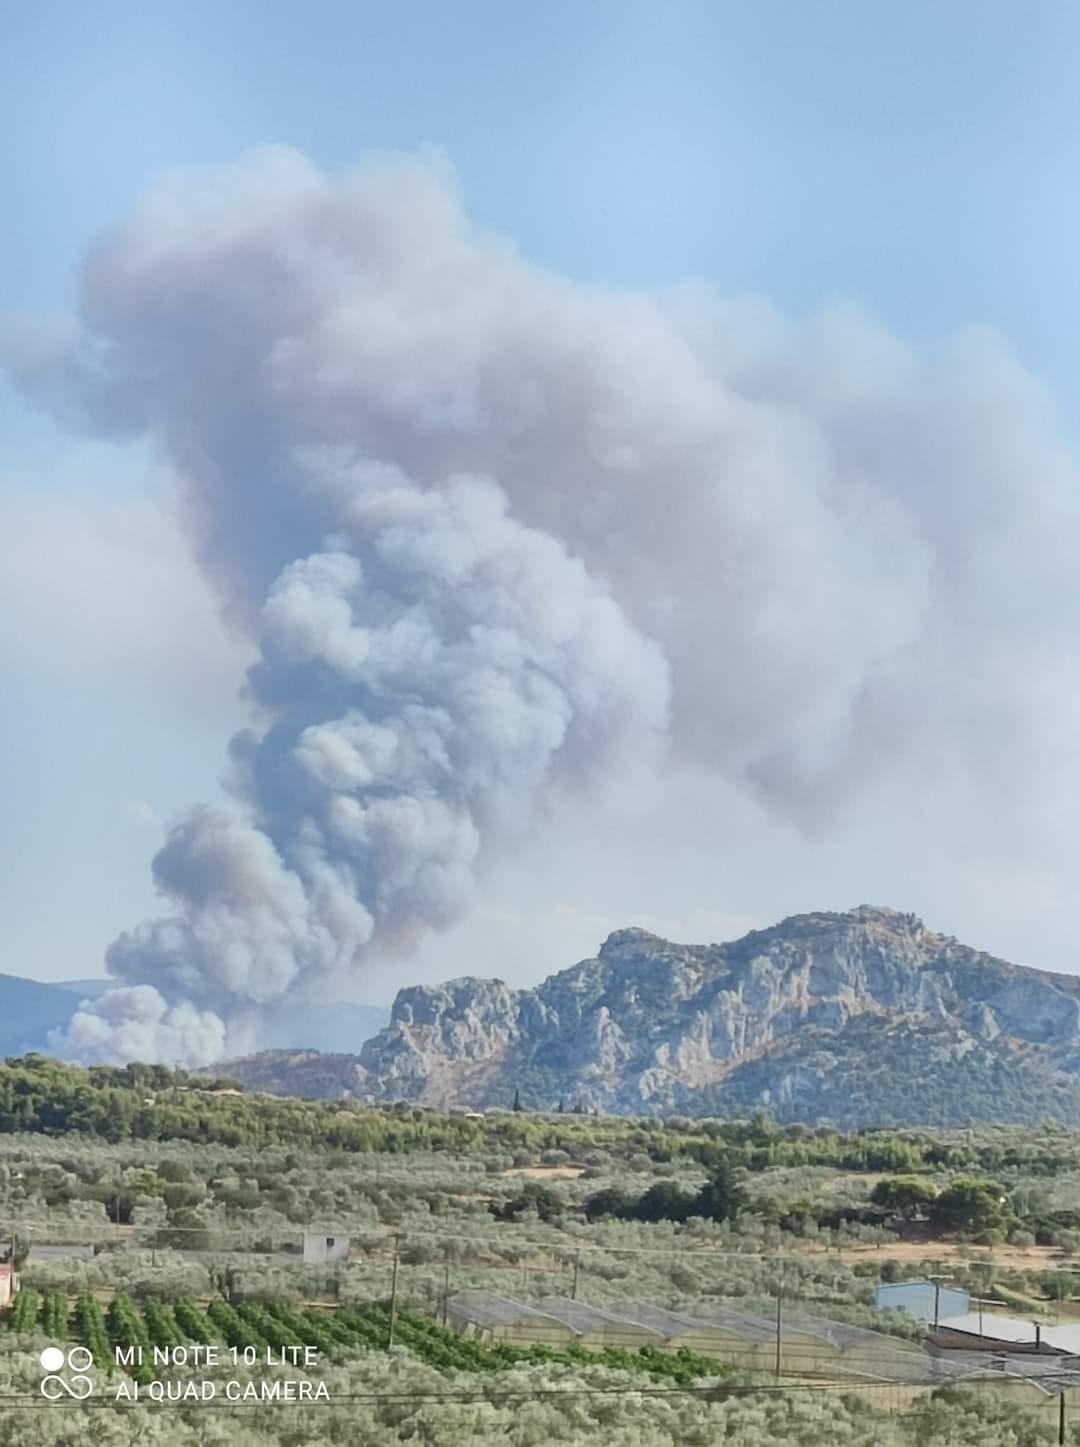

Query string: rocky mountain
341 906 1080 1126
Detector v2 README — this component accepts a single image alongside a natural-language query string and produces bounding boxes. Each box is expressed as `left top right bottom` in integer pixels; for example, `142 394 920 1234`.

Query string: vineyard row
5 1289 730 1387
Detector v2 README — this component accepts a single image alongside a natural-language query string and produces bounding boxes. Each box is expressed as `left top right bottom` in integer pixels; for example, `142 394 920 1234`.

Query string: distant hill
0 974 388 1060
200 1050 367 1100
54 978 111 998
0 975 89 1054
231 905 1080 1128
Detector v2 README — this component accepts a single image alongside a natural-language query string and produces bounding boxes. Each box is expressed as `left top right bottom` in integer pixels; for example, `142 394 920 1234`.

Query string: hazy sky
5 1 1080 1006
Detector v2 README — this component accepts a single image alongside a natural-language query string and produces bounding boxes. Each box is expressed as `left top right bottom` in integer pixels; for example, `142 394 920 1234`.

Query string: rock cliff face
351 906 1080 1125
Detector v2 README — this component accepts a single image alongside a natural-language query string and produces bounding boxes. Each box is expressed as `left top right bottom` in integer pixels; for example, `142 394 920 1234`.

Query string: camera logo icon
39 1345 94 1400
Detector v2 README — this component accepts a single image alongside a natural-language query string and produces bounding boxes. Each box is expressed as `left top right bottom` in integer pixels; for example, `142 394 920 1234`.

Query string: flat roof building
932 1311 1080 1356
302 1232 350 1264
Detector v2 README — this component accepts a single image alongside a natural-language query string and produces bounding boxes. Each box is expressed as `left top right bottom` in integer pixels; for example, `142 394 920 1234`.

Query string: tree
930 1178 1012 1235
1039 1271 1076 1302
489 1181 564 1223
512 1088 523 1112
583 1187 635 1222
584 1163 744 1228
870 1176 937 1220
163 1209 210 1252
631 1181 698 1224
694 1158 747 1223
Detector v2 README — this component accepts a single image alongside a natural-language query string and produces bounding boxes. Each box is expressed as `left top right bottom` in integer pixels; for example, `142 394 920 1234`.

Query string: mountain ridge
213 904 1080 1127
0 974 91 1055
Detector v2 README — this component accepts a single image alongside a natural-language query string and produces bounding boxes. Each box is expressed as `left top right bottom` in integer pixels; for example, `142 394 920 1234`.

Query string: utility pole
774 1266 783 1379
1050 1267 1080 1444
571 1249 581 1302
441 1258 450 1328
928 1273 953 1332
387 1234 401 1349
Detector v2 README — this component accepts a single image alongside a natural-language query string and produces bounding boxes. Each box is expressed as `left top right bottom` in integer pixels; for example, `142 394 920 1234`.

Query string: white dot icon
39 1347 64 1373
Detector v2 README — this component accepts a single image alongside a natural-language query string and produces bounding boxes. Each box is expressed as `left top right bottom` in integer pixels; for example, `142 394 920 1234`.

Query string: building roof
874 1281 970 1303
945 1351 1080 1396
446 1291 575 1331
442 1292 1080 1394
698 1304 786 1344
938 1311 1080 1355
621 1300 777 1344
529 1296 666 1339
782 1308 922 1356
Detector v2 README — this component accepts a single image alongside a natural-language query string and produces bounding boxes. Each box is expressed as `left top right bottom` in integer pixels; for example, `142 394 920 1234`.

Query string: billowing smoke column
60 461 669 1062
8 146 1080 1060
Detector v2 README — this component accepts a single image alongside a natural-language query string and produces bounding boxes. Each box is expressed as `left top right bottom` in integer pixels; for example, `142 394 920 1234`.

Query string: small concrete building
302 1232 351 1265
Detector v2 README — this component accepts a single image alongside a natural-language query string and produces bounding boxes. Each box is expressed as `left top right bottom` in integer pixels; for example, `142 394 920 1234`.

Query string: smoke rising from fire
6 146 1080 1061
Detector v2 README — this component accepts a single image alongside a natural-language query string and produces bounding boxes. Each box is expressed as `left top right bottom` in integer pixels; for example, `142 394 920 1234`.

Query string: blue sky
4 0 1080 996
5 0 1078 365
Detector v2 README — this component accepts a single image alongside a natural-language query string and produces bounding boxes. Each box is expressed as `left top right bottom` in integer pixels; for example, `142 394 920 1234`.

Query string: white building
874 1279 970 1323
302 1232 351 1264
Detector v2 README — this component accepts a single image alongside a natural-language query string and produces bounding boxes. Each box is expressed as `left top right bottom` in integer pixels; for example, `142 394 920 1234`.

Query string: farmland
3 1057 1080 1441
4 1289 733 1388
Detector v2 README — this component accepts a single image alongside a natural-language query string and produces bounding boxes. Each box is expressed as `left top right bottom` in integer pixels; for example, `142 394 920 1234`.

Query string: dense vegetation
9 1055 1080 1441
584 1160 747 1225
7 1053 1080 1179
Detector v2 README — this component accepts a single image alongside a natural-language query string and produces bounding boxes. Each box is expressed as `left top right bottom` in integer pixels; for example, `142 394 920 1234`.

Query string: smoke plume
7 146 1080 1061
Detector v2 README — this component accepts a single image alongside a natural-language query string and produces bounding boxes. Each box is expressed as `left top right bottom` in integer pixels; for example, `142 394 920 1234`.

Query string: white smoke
7 145 1080 1060
53 459 669 1062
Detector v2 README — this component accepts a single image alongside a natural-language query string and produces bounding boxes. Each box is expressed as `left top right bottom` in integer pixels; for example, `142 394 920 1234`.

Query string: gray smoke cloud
7 145 1080 1060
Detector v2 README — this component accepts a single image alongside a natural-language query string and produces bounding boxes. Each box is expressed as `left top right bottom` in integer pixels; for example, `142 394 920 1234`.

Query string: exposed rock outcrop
348 906 1080 1125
